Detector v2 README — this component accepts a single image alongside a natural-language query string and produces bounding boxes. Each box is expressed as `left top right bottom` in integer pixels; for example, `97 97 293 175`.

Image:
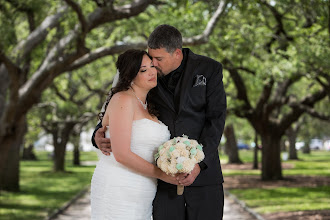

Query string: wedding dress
91 118 170 220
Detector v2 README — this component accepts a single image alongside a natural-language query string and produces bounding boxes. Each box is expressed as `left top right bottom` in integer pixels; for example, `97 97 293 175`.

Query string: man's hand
176 164 201 186
95 126 112 156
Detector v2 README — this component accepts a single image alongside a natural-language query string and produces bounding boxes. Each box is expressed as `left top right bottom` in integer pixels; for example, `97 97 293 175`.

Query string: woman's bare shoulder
109 91 134 108
103 91 134 126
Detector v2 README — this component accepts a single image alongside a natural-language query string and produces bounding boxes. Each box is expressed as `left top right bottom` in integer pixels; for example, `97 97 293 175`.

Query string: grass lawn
0 150 98 220
1 149 329 219
230 186 330 214
220 150 330 215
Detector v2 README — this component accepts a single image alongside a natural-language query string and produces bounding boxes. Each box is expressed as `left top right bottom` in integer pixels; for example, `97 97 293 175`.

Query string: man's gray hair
147 24 182 53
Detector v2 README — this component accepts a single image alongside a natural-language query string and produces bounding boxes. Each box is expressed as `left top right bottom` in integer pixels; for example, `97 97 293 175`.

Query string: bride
91 49 178 219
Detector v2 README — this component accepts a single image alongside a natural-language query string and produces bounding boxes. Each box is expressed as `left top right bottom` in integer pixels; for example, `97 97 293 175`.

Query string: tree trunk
286 127 298 160
53 141 67 172
72 134 80 166
302 141 311 154
224 124 242 164
73 145 80 166
51 123 75 172
261 133 283 180
0 116 26 191
22 144 37 160
253 131 259 169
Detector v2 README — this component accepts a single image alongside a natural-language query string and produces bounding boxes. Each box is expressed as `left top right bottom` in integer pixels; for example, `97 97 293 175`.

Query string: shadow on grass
0 212 44 220
1 202 47 211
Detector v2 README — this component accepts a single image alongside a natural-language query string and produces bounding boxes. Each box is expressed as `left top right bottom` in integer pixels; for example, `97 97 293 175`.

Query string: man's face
148 48 179 76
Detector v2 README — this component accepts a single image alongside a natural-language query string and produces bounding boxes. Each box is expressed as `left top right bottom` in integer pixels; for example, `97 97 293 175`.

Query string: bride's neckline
104 118 162 129
133 118 161 125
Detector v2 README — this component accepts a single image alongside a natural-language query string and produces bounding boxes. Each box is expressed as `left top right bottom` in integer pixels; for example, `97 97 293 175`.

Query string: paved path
51 189 258 220
223 194 259 220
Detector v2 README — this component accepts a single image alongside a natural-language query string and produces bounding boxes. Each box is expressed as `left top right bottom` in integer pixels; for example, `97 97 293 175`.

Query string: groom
92 24 226 220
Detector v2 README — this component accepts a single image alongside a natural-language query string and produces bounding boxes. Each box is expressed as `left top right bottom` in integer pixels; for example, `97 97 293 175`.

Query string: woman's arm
107 93 178 185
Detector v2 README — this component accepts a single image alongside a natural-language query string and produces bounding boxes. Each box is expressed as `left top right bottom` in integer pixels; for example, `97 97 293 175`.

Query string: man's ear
174 48 182 58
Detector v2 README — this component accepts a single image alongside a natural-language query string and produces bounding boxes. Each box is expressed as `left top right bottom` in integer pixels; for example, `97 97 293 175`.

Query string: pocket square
193 75 206 87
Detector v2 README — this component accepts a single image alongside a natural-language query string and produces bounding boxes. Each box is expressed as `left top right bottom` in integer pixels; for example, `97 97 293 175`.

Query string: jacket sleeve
91 121 103 149
198 63 226 169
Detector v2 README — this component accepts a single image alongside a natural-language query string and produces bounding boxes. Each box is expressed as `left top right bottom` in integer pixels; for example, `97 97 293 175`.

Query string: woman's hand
176 164 201 186
158 169 179 185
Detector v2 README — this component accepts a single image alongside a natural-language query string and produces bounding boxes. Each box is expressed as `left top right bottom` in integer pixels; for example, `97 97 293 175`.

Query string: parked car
310 139 323 150
295 139 323 150
295 142 305 150
237 142 249 150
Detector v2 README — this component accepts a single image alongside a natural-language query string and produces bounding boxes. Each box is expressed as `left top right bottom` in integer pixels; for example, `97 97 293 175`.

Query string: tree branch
92 0 104 7
279 89 327 131
315 73 330 98
80 75 113 95
17 47 87 117
0 50 21 76
87 0 156 30
13 6 67 63
72 74 112 104
102 0 115 7
22 10 36 82
266 75 302 115
64 0 88 34
66 42 147 71
26 10 36 32
19 30 78 99
64 0 88 31
255 78 274 117
51 84 68 101
37 102 58 122
259 0 293 52
41 121 52 134
67 0 228 71
183 0 228 45
11 0 161 121
235 67 256 75
223 58 253 117
289 102 330 121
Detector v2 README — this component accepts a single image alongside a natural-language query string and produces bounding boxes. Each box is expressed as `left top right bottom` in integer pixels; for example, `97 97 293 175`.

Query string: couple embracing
91 24 226 220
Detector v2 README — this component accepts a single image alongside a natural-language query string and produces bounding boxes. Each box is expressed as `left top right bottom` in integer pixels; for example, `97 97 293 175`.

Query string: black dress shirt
160 49 188 112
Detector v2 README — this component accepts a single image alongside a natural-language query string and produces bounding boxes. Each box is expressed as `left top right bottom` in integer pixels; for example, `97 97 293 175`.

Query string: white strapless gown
91 118 170 220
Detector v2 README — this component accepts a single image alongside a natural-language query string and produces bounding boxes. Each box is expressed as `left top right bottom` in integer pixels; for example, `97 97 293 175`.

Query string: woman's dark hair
98 49 158 121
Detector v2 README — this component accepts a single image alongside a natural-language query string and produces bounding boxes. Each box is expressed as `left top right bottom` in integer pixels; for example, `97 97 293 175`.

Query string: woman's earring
131 81 134 86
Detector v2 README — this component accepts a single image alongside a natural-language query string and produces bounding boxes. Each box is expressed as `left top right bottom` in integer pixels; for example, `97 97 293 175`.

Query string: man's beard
156 67 164 77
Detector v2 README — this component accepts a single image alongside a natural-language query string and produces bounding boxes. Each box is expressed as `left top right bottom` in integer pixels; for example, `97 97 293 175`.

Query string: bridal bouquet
154 135 205 195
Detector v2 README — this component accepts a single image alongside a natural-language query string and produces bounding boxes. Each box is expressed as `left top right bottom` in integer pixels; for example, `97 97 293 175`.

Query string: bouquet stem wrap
177 185 184 195
154 135 205 196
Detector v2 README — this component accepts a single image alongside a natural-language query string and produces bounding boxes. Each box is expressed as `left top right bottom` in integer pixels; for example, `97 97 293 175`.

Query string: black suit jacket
149 49 226 187
91 49 226 187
